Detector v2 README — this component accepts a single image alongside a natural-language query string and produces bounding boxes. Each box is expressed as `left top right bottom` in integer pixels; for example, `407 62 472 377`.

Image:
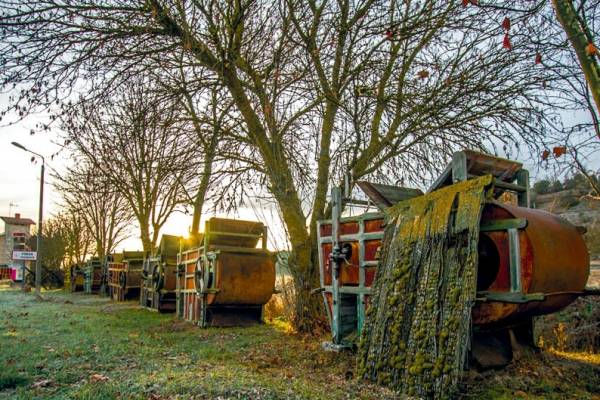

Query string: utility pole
11 142 45 296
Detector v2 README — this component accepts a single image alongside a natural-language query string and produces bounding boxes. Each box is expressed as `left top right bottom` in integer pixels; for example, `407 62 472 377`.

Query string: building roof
1 215 36 226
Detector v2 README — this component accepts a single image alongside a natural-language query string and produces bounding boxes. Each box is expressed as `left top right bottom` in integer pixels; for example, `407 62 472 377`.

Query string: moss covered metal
357 175 494 399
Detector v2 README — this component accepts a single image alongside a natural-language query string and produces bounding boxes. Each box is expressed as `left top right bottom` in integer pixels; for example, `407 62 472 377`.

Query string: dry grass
536 268 600 354
458 350 600 399
459 267 600 399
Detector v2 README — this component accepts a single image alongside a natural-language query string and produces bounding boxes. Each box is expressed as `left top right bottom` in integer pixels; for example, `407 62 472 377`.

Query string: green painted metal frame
318 187 384 345
142 235 180 312
84 257 102 294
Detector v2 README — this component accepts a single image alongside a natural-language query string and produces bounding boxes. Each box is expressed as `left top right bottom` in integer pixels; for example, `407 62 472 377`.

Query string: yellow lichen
357 175 494 398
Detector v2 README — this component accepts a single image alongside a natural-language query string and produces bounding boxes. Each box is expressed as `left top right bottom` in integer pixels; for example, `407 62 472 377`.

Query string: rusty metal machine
99 254 114 297
107 251 145 302
83 257 102 294
70 262 86 292
141 235 180 312
0 265 11 280
318 150 590 366
177 218 276 327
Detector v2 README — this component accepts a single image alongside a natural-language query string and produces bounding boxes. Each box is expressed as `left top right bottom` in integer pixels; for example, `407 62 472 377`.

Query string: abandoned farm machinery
58 148 594 396
177 218 276 327
317 150 591 370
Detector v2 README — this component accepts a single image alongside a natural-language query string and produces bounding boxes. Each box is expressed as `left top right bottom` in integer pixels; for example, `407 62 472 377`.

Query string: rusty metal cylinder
472 203 589 324
199 251 275 306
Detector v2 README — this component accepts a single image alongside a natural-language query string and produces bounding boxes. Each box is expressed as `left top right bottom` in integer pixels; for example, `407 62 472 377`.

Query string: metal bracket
508 228 522 292
476 292 546 303
480 218 528 232
330 243 351 279
321 341 351 353
331 187 342 344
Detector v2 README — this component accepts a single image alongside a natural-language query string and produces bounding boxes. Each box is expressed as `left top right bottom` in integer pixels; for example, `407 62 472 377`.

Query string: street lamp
11 141 44 296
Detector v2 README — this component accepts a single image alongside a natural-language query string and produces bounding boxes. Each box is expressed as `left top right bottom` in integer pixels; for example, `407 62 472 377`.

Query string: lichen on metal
358 175 494 399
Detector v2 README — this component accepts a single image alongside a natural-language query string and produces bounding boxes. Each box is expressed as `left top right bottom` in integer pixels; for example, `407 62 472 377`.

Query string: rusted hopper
177 218 275 327
107 251 145 302
141 235 180 312
318 150 590 367
70 262 86 293
471 202 589 366
83 257 102 294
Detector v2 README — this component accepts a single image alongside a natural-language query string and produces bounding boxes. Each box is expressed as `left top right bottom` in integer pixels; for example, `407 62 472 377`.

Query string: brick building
0 213 36 279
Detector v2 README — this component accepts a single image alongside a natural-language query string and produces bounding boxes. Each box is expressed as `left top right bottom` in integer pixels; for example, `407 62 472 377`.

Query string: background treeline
534 172 599 196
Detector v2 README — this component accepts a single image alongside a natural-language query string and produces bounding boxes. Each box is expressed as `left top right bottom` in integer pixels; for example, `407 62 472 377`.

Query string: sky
0 121 61 225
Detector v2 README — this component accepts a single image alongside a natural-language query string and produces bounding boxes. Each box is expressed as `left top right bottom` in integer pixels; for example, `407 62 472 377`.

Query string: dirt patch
148 317 200 333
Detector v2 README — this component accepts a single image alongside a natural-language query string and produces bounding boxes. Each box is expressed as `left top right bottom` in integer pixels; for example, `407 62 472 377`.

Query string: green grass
1 287 599 399
0 289 395 399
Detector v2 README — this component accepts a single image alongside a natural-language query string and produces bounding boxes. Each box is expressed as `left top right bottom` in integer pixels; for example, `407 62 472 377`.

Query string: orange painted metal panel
320 223 332 238
472 203 589 324
321 243 333 286
340 221 359 235
209 251 275 305
364 218 384 233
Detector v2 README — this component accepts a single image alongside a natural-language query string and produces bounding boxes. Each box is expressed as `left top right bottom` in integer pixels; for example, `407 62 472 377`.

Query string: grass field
0 287 599 399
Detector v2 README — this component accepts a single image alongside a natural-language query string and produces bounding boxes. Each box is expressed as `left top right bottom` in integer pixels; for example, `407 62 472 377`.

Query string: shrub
563 198 581 210
533 180 551 195
537 296 600 354
551 180 564 193
584 218 600 254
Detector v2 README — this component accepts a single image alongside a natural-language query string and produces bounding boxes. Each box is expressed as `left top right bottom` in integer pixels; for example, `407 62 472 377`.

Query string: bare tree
52 160 134 259
27 212 93 287
61 78 202 252
53 211 94 265
488 1 600 185
551 0 600 121
161 74 238 240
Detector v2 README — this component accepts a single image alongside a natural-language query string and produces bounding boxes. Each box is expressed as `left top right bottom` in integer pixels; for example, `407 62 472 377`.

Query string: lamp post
11 142 44 296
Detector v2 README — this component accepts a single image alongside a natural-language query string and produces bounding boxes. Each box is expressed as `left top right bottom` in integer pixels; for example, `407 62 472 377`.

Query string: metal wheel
194 255 212 293
152 264 163 292
119 271 127 289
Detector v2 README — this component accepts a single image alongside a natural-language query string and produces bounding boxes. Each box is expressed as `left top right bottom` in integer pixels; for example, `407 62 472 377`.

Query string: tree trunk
220 66 325 331
190 145 216 243
553 0 600 138
138 219 153 254
309 98 338 229
186 88 220 242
